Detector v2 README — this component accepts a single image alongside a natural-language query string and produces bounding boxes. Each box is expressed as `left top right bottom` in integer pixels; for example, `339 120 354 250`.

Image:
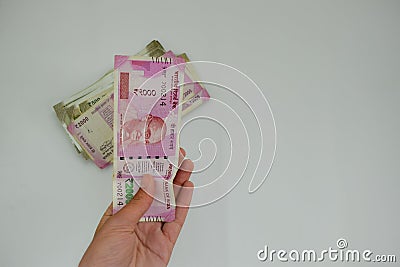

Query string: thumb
113 174 155 224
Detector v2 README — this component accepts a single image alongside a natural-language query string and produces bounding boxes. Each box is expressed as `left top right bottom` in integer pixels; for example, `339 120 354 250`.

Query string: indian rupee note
113 54 186 221
53 41 166 158
66 50 209 168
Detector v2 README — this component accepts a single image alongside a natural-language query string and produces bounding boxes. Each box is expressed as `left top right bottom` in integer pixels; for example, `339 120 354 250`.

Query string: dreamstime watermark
257 238 397 263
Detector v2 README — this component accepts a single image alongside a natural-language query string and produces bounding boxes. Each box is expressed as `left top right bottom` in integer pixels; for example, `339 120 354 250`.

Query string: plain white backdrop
0 0 399 266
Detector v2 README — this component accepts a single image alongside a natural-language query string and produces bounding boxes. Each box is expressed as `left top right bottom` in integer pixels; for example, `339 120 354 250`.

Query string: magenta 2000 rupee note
113 55 186 221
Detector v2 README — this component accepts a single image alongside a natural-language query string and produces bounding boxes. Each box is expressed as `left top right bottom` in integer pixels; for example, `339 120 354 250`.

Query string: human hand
79 148 194 267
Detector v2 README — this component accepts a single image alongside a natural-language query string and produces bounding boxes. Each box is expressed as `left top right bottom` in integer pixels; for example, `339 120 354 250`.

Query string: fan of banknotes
53 40 209 222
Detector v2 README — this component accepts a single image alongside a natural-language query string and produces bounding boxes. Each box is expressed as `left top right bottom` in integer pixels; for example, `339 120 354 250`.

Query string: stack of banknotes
53 40 209 221
54 40 209 168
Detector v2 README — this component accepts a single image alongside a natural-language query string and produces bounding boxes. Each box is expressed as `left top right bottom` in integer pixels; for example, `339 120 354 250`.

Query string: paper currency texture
113 54 186 221
54 41 209 168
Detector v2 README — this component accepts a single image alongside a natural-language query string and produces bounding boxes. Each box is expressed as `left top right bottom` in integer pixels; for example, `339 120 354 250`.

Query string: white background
1 0 399 266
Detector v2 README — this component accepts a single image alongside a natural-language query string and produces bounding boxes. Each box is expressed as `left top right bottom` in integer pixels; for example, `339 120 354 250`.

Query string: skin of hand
79 148 194 267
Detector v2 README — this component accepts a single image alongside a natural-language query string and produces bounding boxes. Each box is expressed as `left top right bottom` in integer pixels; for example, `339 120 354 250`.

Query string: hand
79 148 194 267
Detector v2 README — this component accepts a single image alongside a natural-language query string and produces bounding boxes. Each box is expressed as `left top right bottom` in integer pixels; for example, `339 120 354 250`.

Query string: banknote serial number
159 81 167 106
75 116 89 129
116 178 134 206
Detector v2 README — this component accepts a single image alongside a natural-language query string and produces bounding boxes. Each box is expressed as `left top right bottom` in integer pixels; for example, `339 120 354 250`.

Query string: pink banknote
163 50 205 101
66 87 207 169
113 55 186 221
66 50 209 169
